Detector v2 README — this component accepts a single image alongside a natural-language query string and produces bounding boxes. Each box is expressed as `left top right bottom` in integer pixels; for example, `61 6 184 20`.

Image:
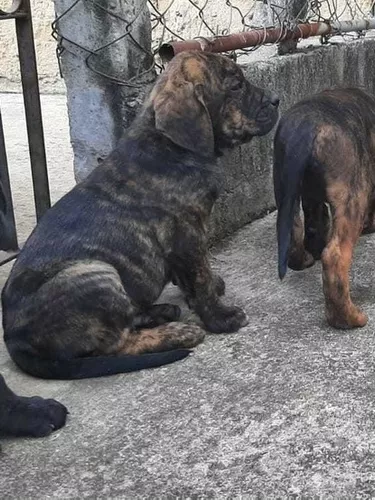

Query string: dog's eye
230 80 243 91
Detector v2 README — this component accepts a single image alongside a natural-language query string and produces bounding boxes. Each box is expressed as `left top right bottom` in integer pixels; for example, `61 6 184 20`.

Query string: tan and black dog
2 52 279 379
0 181 67 438
274 87 375 329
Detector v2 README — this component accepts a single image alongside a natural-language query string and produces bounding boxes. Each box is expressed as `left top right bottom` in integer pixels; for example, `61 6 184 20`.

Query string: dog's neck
104 113 222 208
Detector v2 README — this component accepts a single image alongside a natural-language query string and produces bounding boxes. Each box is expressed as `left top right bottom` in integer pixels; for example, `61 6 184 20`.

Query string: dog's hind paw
288 249 315 271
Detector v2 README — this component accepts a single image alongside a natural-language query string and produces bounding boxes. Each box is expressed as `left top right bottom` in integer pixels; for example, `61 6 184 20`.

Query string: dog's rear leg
287 201 315 271
362 198 375 234
303 198 330 260
118 322 206 356
321 194 367 329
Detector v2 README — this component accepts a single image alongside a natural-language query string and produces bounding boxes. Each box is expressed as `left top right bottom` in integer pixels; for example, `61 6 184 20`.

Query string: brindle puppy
0 181 67 438
274 87 375 329
2 52 279 379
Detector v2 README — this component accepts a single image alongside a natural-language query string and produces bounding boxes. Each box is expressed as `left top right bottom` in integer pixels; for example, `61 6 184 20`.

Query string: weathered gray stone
53 0 155 182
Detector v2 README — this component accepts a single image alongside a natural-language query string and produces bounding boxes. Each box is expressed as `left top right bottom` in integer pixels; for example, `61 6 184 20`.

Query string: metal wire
51 0 375 87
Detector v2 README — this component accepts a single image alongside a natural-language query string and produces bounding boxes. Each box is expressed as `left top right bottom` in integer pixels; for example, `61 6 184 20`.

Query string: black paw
1 395 68 437
213 274 226 297
203 304 249 333
304 228 327 261
288 249 315 271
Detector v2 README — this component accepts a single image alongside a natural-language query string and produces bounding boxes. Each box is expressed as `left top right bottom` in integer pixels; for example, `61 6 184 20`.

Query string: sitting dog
0 181 67 438
2 52 279 379
274 87 375 329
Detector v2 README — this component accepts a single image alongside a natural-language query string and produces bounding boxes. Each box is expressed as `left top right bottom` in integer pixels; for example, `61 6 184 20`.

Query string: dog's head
144 51 279 157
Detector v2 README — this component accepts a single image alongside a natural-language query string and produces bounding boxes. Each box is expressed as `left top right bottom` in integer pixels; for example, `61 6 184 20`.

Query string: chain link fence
149 0 375 58
52 0 375 87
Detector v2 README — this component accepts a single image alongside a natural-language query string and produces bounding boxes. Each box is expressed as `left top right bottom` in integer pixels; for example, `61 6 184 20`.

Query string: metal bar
333 19 375 31
159 18 375 62
0 110 18 251
0 250 19 266
15 0 51 221
0 12 28 20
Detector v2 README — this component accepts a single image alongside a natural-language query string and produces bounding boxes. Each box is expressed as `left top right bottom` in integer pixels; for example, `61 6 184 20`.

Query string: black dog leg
0 374 68 438
170 239 247 334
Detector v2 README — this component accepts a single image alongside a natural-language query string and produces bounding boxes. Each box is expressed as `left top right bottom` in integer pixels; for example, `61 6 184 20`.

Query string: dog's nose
269 92 280 107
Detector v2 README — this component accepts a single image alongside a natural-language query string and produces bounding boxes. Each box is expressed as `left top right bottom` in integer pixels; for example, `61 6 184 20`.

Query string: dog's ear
152 80 214 156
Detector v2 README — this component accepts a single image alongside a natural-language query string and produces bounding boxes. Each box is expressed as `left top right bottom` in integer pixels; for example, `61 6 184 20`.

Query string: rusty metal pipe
159 18 375 62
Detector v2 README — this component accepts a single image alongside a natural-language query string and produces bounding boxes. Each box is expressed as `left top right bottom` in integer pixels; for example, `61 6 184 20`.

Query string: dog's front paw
2 396 68 437
203 304 249 333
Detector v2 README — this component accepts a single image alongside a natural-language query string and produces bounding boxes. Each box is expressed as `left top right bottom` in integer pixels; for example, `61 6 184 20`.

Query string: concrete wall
53 0 154 183
208 37 375 242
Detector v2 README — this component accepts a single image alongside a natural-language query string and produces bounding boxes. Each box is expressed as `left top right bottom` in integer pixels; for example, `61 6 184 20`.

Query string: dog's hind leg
303 198 330 260
117 322 206 356
4 261 204 379
362 197 375 234
321 191 368 329
287 201 315 271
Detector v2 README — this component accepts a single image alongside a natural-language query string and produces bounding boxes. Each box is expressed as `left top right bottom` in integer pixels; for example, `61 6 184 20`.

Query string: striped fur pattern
2 52 279 379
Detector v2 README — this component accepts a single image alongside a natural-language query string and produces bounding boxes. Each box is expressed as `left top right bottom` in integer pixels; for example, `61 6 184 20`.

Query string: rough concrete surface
2 93 375 498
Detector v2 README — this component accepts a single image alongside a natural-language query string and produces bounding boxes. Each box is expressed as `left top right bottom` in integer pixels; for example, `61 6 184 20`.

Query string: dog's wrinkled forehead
157 52 243 89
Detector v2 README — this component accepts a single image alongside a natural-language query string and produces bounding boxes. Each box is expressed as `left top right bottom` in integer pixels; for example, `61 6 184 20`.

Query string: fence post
16 0 52 220
252 0 308 54
52 0 155 182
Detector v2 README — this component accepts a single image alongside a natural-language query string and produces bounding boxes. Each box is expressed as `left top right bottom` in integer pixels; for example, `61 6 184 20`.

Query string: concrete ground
1 93 375 499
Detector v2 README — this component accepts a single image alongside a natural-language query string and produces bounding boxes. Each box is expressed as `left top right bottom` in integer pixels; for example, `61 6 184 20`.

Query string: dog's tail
6 322 205 380
7 347 192 380
273 118 315 280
